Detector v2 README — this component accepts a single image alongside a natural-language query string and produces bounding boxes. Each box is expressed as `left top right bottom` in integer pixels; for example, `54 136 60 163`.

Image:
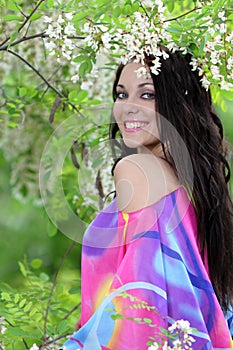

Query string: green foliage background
0 0 232 348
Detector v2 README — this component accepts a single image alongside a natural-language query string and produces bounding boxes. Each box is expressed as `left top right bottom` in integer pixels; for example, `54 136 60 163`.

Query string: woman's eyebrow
138 83 154 88
116 83 154 89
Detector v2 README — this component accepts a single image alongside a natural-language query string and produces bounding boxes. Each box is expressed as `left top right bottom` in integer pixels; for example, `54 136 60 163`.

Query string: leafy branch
6 48 86 118
42 239 77 340
0 0 45 48
0 33 85 50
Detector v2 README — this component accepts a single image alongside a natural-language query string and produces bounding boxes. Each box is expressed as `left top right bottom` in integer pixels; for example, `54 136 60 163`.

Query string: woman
62 49 233 349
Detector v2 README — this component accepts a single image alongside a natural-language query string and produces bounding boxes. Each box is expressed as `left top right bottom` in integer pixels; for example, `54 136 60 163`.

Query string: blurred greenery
0 149 82 286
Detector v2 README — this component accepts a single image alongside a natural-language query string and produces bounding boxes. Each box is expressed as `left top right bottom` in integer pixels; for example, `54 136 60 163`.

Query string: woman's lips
123 120 149 132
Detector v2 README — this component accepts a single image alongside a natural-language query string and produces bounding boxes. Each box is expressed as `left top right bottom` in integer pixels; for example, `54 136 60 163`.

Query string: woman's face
113 62 160 154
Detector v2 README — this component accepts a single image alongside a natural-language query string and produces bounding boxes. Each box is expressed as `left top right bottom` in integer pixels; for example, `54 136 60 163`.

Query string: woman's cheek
113 103 121 124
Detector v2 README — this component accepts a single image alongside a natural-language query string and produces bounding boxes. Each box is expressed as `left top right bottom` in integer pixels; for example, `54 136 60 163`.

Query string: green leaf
31 258 43 269
40 272 49 282
78 60 93 78
111 313 124 320
143 317 152 324
7 2 21 11
113 6 121 17
69 286 81 294
68 90 78 101
73 12 87 22
57 320 69 334
46 0 54 7
8 31 18 47
29 307 38 317
30 13 43 21
4 14 22 22
73 55 88 63
19 299 27 308
18 261 27 277
18 87 27 97
24 301 32 312
77 90 88 102
14 294 20 303
1 292 11 301
7 327 32 337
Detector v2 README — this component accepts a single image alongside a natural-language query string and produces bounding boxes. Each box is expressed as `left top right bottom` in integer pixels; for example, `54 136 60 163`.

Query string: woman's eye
116 92 127 99
141 92 155 100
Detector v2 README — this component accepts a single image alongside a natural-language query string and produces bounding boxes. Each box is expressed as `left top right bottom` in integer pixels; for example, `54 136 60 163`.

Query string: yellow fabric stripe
122 212 129 243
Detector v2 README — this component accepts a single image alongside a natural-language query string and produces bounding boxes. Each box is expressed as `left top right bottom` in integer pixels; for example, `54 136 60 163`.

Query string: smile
124 121 149 131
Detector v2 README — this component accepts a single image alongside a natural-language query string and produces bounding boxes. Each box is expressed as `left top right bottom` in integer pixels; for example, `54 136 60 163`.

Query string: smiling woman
113 63 160 152
61 48 233 350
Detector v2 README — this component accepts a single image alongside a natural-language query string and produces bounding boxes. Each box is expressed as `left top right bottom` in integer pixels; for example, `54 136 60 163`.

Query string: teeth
125 121 147 129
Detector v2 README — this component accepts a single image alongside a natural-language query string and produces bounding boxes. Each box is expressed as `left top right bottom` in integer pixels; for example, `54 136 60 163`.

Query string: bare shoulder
114 154 180 212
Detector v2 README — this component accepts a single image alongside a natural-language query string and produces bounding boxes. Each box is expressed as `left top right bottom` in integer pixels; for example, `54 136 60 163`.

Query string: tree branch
62 302 81 321
163 6 201 24
7 49 86 118
0 0 45 48
43 240 76 340
17 0 45 34
39 332 72 349
0 33 85 51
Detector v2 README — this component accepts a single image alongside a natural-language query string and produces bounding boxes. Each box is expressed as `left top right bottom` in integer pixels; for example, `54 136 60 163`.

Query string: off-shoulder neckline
118 185 186 214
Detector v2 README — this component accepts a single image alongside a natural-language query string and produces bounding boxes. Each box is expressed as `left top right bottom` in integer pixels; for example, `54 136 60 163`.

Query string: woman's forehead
118 62 153 85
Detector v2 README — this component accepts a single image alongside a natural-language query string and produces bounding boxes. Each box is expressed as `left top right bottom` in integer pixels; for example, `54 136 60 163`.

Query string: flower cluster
42 2 233 92
148 319 196 350
43 13 77 62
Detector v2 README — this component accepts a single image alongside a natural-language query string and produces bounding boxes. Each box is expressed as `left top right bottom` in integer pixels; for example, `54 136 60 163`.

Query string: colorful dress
62 187 233 350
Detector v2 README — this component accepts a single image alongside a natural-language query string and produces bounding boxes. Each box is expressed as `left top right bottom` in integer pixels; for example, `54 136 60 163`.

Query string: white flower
0 325 6 334
102 32 112 49
64 37 75 50
65 12 73 21
140 0 155 7
81 80 93 90
135 66 151 79
189 57 198 71
220 80 233 90
45 24 56 38
44 41 56 51
29 344 39 350
43 15 53 23
71 74 80 83
210 65 221 79
218 11 226 21
226 32 233 43
57 14 65 24
148 343 159 350
64 22 76 36
151 57 161 75
227 56 233 70
62 49 72 60
168 319 191 333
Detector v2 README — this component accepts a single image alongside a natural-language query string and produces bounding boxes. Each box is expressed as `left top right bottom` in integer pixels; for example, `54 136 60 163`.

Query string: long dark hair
109 49 233 312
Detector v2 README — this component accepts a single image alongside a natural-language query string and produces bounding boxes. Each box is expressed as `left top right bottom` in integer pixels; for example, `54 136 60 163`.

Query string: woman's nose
122 101 139 115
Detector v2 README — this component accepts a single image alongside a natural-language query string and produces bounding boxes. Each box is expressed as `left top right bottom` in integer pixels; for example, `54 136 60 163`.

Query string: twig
0 33 85 51
22 338 29 349
62 302 81 321
7 49 86 118
39 332 72 349
163 7 201 24
43 240 76 340
17 0 45 34
0 0 45 48
7 49 64 97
